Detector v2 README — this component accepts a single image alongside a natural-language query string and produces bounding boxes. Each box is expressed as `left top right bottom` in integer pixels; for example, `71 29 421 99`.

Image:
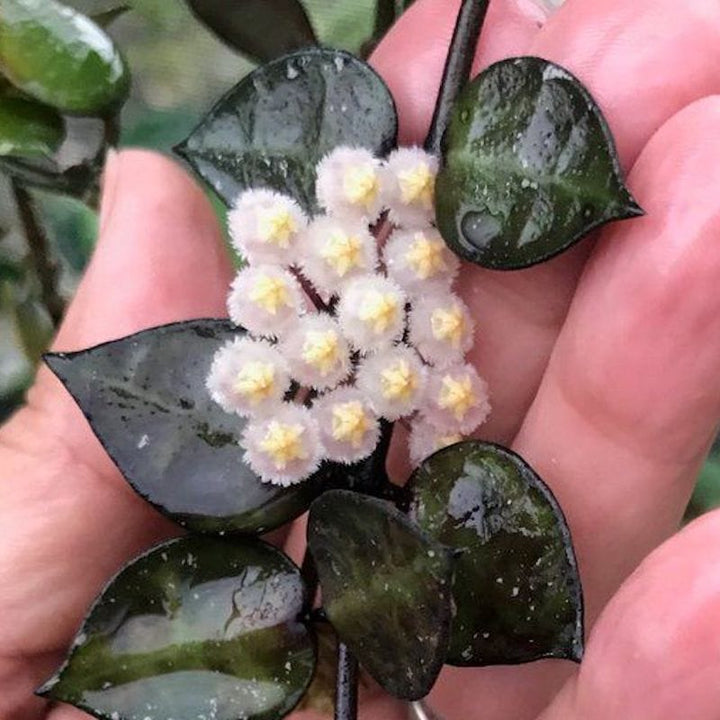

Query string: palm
3 0 720 718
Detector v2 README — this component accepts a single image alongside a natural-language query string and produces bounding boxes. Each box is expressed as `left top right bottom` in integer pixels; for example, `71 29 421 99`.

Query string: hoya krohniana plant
39 1 642 719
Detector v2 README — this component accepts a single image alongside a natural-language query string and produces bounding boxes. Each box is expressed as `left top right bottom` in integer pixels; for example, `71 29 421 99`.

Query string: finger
371 0 549 144
541 509 720 720
430 94 720 720
383 0 720 446
0 150 231 719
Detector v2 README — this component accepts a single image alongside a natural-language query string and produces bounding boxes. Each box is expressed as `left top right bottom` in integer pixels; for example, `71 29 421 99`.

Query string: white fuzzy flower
409 417 465 466
315 147 385 223
337 274 407 352
409 290 473 367
228 189 308 266
384 147 438 228
299 215 378 299
282 314 351 390
422 363 491 434
314 386 380 464
356 345 427 420
242 403 323 486
227 265 307 338
384 228 459 295
206 337 291 416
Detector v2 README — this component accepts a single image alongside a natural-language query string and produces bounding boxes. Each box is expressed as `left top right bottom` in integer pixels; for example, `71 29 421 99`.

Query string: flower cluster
207 145 491 486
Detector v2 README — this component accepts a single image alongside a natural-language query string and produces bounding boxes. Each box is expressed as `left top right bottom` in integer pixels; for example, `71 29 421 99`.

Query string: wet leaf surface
176 47 397 213
39 536 316 720
187 0 316 63
308 490 452 700
408 441 584 666
0 91 64 158
435 56 642 269
0 0 130 115
44 319 322 535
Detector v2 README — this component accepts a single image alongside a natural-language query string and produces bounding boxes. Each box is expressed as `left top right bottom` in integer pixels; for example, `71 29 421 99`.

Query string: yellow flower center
302 330 341 375
436 432 463 450
259 422 307 469
249 274 291 315
331 401 370 448
380 360 417 401
397 163 434 208
233 361 276 404
257 207 297 247
321 231 364 277
358 290 400 334
431 305 466 348
405 234 447 280
438 375 476 421
344 165 380 209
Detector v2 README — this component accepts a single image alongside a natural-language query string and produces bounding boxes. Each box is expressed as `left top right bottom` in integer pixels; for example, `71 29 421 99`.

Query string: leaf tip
172 140 190 162
42 352 72 380
34 673 60 700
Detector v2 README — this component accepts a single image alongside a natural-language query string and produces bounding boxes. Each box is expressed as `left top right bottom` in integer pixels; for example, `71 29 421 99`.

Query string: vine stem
11 181 65 327
335 642 359 720
424 0 491 155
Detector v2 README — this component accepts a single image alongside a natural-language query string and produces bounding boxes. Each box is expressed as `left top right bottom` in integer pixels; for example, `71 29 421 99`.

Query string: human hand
2 0 720 718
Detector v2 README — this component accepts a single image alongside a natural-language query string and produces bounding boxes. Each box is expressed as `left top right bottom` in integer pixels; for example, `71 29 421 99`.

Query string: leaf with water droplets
407 441 584 666
187 0 316 63
38 536 316 720
44 319 322 535
435 56 643 270
308 490 453 700
175 47 397 213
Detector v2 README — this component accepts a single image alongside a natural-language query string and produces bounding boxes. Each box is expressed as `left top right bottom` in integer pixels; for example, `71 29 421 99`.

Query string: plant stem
11 181 65 326
334 642 359 720
424 0 491 155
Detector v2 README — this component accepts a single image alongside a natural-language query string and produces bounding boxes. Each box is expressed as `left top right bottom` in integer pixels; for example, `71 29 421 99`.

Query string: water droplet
460 211 501 252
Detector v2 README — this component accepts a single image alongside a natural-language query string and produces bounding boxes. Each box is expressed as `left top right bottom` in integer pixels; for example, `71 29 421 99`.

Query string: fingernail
99 148 122 234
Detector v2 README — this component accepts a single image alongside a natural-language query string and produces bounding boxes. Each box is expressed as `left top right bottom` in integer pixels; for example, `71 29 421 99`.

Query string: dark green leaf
408 441 584 666
187 0 316 63
39 536 316 720
0 0 130 115
91 4 130 27
435 56 643 270
308 489 452 700
175 47 397 213
0 92 65 158
44 319 322 535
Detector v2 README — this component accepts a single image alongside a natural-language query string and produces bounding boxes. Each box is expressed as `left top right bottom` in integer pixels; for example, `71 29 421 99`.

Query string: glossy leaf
187 0 316 63
435 56 642 270
176 47 397 213
44 319 322 535
39 536 316 720
308 489 452 700
0 0 130 115
0 91 65 158
408 441 584 666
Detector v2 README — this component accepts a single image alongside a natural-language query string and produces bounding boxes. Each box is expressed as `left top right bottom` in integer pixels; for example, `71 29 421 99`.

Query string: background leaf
91 4 130 27
0 91 65 159
435 56 642 270
187 0 317 63
44 319 322 535
175 47 397 213
408 441 584 666
308 489 452 700
0 0 130 115
39 536 316 720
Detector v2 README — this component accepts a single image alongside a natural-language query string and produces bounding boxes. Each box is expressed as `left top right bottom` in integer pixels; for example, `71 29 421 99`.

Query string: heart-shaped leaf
308 489 452 700
0 0 130 115
39 536 316 720
44 319 322 535
187 0 316 63
0 91 65 158
175 47 397 213
407 441 584 666
435 56 642 270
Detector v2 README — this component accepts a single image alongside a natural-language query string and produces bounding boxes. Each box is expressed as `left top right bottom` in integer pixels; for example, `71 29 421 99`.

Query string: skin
2 0 720 718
